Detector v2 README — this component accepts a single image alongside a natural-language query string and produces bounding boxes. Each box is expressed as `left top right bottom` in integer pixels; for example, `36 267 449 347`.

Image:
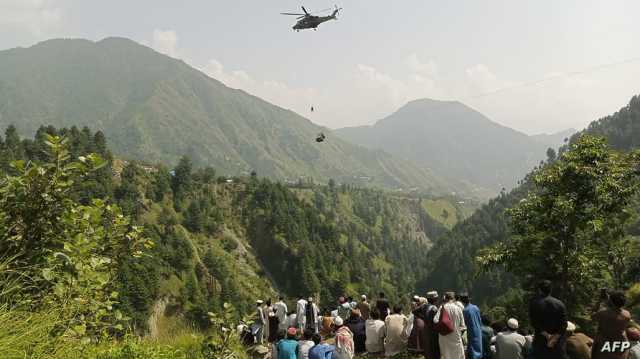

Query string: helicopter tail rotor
332 5 342 18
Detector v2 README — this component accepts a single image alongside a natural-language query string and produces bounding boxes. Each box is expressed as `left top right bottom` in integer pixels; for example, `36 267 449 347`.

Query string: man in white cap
255 300 266 344
357 294 371 320
333 316 355 359
495 318 526 359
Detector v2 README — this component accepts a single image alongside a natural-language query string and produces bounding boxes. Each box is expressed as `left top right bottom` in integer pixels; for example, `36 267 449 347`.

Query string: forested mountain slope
0 124 452 332
0 37 470 196
421 95 640 311
336 98 570 192
570 95 640 151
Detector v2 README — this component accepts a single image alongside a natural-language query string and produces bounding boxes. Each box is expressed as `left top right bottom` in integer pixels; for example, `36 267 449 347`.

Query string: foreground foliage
0 135 151 343
479 135 640 322
424 96 640 329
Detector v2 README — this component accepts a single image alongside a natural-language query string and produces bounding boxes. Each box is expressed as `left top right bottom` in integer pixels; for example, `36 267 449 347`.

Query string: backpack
433 305 454 335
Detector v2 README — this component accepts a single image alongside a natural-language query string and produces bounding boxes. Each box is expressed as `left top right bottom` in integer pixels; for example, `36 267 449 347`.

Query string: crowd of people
250 281 639 359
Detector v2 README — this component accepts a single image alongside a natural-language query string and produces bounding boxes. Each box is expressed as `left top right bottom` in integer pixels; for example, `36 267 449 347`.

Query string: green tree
1 125 24 171
172 155 193 208
114 162 143 217
478 135 640 316
0 135 151 341
546 147 557 162
184 200 204 233
146 165 171 202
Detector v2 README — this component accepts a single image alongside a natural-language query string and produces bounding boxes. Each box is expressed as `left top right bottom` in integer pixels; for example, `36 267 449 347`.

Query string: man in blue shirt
277 327 299 359
461 292 484 359
309 333 337 359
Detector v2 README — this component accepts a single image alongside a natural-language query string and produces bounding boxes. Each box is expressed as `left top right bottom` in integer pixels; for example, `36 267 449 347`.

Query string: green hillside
336 98 570 192
420 198 473 229
0 123 450 324
0 124 459 356
421 95 640 312
0 37 472 197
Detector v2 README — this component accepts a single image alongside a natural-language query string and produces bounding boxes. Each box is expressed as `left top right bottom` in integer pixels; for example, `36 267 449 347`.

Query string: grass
0 304 246 359
421 198 459 228
0 259 244 359
0 306 78 359
86 333 204 359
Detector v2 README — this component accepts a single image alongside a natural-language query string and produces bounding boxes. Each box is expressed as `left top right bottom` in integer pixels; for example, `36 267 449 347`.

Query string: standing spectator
480 315 494 359
320 309 335 338
424 291 441 359
365 310 386 355
461 293 483 359
298 329 315 359
275 296 289 331
592 290 631 359
357 295 371 320
287 310 298 330
268 304 280 343
306 297 320 334
495 318 526 359
277 327 300 359
272 330 285 359
297 296 308 331
434 292 466 359
309 333 337 359
334 316 355 359
377 292 391 321
529 280 568 359
255 300 266 344
349 296 358 309
264 299 274 342
410 296 428 353
346 309 367 354
565 321 593 359
626 327 640 359
385 305 409 357
521 328 534 357
338 297 352 321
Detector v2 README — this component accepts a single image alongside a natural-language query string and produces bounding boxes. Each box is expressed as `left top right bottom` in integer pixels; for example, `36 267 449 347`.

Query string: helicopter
281 5 342 32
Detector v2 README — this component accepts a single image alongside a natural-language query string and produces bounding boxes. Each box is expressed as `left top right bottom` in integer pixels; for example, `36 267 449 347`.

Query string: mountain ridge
336 98 571 191
0 37 480 197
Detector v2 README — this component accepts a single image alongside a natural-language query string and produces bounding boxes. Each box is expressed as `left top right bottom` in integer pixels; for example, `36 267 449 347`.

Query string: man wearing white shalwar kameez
384 306 409 357
255 300 266 344
296 296 308 331
275 297 289 331
434 292 466 359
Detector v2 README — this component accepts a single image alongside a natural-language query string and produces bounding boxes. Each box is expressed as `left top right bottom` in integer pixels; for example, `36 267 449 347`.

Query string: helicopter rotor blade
309 7 333 14
301 6 309 15
281 12 305 16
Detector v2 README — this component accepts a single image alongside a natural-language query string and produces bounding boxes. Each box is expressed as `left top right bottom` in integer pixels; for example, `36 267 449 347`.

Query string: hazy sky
1 0 639 134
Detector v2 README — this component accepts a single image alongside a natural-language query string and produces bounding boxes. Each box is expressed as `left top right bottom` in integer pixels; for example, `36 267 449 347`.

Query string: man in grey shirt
495 318 526 359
